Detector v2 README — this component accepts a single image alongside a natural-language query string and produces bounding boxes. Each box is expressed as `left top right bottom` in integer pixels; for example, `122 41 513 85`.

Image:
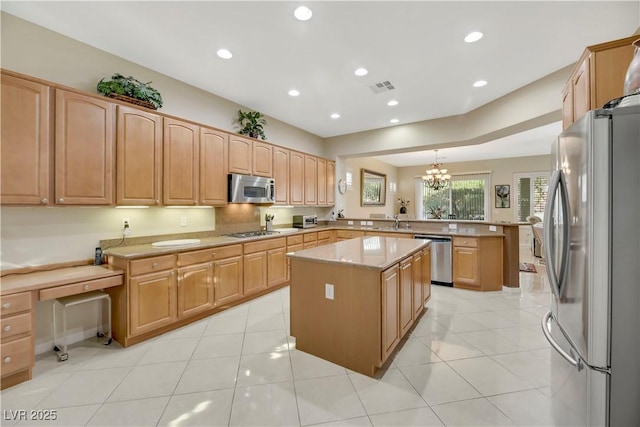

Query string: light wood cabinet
1 74 52 205
228 135 252 175
129 258 177 336
452 236 503 291
273 146 290 204
116 106 162 205
243 237 288 295
200 127 228 205
303 231 317 249
253 140 273 177
317 158 327 205
55 90 114 205
562 35 637 129
163 118 199 205
243 252 268 295
214 255 243 306
304 155 318 205
290 150 305 205
267 246 287 287
326 160 335 206
317 230 334 246
0 291 34 390
422 247 431 304
177 262 214 319
382 265 400 362
412 252 423 318
399 257 414 337
336 229 365 241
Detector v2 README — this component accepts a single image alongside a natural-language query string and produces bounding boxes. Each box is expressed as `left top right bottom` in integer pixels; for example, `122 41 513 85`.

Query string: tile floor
1 250 553 426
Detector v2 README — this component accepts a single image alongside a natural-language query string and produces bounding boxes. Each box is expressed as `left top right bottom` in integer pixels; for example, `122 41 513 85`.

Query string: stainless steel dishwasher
414 235 453 286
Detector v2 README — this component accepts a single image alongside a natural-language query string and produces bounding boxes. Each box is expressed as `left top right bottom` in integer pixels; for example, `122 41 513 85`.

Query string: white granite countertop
287 236 430 270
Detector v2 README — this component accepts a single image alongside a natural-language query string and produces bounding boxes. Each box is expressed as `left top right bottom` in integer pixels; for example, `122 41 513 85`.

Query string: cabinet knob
3 325 11 332
212 253 216 258
83 284 89 290
58 198 65 203
2 303 10 309
152 262 158 268
41 198 48 204
3 356 11 363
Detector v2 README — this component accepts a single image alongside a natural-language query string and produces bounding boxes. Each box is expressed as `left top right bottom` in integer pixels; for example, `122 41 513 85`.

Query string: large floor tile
236 352 293 386
399 362 481 406
290 349 347 380
107 361 186 402
493 308 541 325
369 407 444 426
456 330 522 355
462 311 518 329
158 389 234 426
204 313 248 336
491 351 551 388
0 372 73 417
432 397 515 426
247 292 283 315
174 356 239 394
408 316 449 337
295 375 366 426
136 337 199 365
429 314 486 333
488 389 555 426
156 319 207 341
86 396 170 426
229 382 299 426
79 343 149 370
32 345 103 377
245 311 286 333
192 334 244 359
420 333 484 361
391 338 442 367
308 416 372 427
15 404 101 427
38 367 130 408
349 368 427 415
241 330 290 354
447 357 534 396
492 326 550 351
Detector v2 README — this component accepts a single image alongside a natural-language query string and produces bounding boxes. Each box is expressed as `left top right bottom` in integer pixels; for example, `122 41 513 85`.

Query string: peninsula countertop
286 236 430 270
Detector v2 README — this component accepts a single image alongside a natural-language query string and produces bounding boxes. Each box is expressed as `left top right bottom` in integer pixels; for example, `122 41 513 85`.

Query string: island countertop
286 236 430 270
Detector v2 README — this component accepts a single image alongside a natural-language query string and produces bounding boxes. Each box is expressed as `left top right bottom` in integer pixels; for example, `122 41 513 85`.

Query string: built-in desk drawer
130 255 176 276
453 236 478 248
0 336 31 376
39 275 123 301
0 312 31 340
1 292 32 316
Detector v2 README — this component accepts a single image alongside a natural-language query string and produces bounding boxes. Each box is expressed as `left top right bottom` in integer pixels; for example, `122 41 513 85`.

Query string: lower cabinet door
422 248 431 304
267 247 287 287
412 252 424 318
243 252 267 295
399 257 414 336
453 247 479 287
129 270 177 336
214 256 243 306
177 262 214 318
382 265 400 362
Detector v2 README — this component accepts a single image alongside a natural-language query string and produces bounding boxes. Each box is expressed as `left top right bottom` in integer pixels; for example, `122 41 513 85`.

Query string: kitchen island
288 236 431 377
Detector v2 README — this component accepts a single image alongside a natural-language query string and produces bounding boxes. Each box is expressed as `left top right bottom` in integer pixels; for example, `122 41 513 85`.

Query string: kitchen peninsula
288 236 431 376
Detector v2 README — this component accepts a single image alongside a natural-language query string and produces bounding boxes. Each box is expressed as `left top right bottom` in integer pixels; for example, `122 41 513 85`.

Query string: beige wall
342 158 399 219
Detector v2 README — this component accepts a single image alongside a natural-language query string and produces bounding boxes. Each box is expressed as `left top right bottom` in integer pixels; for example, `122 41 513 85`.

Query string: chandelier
422 150 451 190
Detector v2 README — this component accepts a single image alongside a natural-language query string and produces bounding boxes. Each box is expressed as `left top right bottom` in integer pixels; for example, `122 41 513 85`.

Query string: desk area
0 265 123 389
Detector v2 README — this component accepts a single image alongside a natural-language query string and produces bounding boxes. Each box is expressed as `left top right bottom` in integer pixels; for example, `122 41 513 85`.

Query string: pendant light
422 150 451 190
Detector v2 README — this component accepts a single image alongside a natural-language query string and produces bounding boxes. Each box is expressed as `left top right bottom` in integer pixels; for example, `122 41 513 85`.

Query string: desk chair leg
52 302 69 362
96 296 113 345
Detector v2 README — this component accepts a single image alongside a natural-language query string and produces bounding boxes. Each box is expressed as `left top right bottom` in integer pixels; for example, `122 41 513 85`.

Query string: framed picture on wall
495 185 510 208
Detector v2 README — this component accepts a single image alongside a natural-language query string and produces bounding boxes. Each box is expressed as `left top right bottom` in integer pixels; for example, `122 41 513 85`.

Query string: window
515 173 549 222
414 172 491 220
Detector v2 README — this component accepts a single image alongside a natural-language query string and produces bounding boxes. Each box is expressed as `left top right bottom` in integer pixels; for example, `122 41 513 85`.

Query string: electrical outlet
180 216 187 227
489 225 497 232
366 221 373 226
448 223 457 230
348 220 354 225
121 218 130 230
360 221 367 226
325 283 334 300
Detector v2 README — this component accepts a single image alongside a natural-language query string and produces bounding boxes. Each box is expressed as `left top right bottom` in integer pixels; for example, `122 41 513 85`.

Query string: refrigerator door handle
542 311 584 371
544 170 570 298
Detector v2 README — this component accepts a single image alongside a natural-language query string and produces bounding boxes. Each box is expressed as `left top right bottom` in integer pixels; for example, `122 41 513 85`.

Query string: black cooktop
225 231 279 238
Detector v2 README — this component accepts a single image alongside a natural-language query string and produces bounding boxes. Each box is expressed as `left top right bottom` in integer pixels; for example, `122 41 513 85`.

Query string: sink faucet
394 215 399 230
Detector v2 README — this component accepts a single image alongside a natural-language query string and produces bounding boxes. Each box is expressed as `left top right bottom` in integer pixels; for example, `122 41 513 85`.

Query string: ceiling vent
369 81 395 94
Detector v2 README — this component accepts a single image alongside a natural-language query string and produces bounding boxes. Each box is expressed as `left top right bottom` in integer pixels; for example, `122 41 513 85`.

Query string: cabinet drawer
244 238 286 254
453 237 478 248
287 235 303 245
178 245 242 265
39 275 123 301
336 230 365 239
130 255 176 276
303 232 317 242
0 292 32 316
317 230 332 240
0 312 31 340
1 336 31 377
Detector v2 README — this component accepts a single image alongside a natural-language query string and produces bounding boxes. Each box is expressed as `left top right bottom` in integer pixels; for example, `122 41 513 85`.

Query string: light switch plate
325 284 334 300
360 221 367 226
489 225 497 232
348 220 354 225
449 223 457 230
366 221 373 226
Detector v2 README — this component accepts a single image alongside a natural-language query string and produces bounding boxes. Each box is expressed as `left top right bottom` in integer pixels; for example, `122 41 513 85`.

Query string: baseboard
35 327 100 355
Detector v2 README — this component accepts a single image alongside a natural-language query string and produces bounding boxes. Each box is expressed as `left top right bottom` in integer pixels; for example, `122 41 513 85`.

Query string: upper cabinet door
228 135 252 175
116 106 162 206
55 90 114 205
253 140 273 177
200 127 228 205
1 74 52 205
317 158 327 205
326 160 335 206
289 151 305 205
163 118 199 205
273 146 290 205
304 155 317 205
572 56 590 124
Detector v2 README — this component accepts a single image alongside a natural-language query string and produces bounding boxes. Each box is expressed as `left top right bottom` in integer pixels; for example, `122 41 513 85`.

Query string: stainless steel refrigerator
541 104 639 426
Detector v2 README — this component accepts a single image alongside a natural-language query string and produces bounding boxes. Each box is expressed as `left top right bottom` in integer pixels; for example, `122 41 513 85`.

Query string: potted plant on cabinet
236 110 267 140
96 73 163 110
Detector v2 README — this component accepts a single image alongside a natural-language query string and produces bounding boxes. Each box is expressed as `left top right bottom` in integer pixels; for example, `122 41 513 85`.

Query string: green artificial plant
237 110 267 140
97 73 163 109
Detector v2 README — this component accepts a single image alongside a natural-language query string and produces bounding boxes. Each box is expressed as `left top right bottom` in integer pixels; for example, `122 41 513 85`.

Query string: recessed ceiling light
288 89 300 97
387 100 398 106
473 80 488 87
294 6 313 21
354 68 368 77
464 32 483 43
330 113 340 119
390 118 399 124
216 49 232 59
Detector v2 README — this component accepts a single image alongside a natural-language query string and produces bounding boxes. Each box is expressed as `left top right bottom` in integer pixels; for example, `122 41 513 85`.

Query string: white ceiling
3 1 638 165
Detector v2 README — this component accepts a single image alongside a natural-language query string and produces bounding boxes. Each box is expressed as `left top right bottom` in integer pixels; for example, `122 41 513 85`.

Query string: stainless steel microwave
228 174 275 204
293 214 317 228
